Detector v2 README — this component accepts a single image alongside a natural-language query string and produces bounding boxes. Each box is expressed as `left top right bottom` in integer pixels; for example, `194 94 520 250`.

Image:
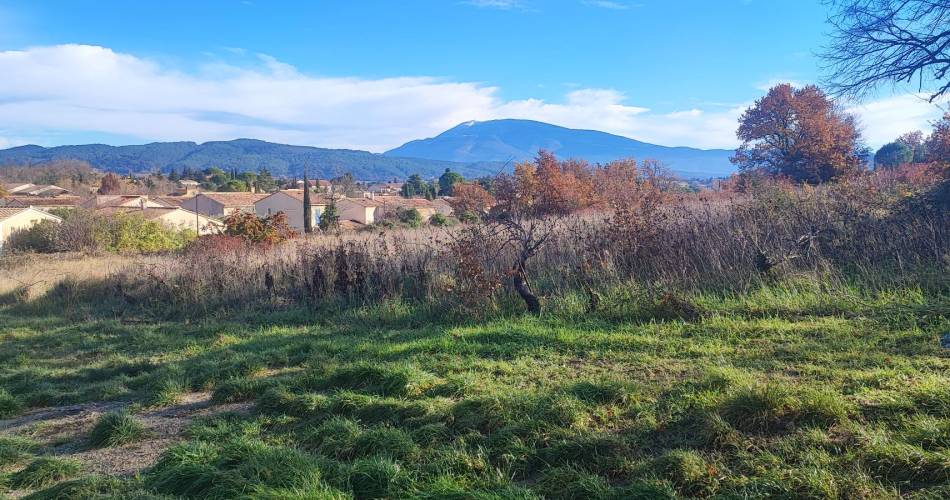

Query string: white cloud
582 1 633 10
0 44 941 153
847 94 947 147
463 0 523 9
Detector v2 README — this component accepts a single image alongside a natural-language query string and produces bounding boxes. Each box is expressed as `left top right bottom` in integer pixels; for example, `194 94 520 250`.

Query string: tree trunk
512 265 541 315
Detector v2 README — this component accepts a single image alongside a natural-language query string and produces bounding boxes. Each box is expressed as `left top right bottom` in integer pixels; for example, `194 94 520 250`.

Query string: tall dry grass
17 176 950 317
0 253 152 303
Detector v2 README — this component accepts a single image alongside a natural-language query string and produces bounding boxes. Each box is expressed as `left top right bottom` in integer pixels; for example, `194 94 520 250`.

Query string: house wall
338 200 377 225
255 193 325 231
222 206 255 217
180 196 226 217
0 210 61 249
155 209 223 235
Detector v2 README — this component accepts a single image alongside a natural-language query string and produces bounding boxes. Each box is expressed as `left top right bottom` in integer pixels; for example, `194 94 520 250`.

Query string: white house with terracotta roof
0 207 62 250
181 192 267 218
337 197 383 225
375 196 453 221
255 189 329 231
97 206 223 235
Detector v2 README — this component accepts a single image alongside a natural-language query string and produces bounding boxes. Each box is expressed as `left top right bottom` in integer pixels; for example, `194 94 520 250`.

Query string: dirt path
0 392 253 493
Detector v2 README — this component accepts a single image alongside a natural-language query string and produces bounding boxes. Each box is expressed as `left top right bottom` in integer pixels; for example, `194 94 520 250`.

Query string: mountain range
385 119 735 177
0 120 736 180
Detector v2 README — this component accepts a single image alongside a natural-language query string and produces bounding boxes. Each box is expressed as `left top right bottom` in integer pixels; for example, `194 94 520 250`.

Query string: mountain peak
385 119 735 177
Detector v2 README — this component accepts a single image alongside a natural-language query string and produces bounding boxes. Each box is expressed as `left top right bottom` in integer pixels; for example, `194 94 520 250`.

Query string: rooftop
199 192 269 206
340 197 382 207
0 206 62 222
261 189 332 203
1 195 84 207
96 206 211 221
376 196 441 209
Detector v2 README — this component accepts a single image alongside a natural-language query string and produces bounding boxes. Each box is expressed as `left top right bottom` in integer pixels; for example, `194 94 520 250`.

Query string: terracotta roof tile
1 195 84 207
199 192 268 206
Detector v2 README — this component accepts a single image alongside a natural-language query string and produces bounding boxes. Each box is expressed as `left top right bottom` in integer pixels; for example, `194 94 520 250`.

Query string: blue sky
0 0 943 151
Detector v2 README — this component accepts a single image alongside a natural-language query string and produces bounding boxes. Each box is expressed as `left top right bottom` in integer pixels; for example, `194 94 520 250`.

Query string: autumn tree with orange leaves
731 84 863 184
925 112 950 165
449 182 495 219
445 150 678 314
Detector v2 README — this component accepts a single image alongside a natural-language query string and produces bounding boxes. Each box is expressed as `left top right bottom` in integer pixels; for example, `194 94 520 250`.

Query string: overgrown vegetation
6 208 194 254
33 160 945 319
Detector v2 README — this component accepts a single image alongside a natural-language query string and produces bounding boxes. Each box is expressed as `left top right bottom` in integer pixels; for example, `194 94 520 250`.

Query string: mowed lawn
1 287 949 498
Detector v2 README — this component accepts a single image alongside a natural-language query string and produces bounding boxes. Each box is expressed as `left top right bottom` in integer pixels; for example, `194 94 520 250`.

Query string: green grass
87 411 146 448
1 283 949 497
8 458 81 490
0 389 20 419
0 436 38 470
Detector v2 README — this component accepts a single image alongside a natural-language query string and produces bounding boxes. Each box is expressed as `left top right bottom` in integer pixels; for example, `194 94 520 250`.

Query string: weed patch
9 457 82 490
0 389 21 419
87 411 146 448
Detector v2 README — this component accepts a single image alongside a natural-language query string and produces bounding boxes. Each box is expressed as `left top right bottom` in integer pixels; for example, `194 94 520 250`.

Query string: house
177 180 201 195
0 207 62 250
96 206 223 235
81 195 173 210
368 182 404 195
181 192 267 218
0 195 84 211
376 196 453 221
337 197 383 225
255 189 329 231
2 183 71 197
294 179 333 194
2 183 33 194
154 195 192 207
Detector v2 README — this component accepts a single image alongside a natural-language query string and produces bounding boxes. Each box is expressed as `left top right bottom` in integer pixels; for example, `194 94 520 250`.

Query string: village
0 174 456 250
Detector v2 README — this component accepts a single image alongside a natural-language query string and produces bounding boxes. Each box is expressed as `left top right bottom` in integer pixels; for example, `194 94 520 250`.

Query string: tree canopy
731 84 863 183
874 142 913 169
438 168 464 196
400 174 436 199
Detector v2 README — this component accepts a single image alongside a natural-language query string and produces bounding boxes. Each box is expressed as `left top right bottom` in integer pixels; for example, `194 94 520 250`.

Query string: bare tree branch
821 0 950 102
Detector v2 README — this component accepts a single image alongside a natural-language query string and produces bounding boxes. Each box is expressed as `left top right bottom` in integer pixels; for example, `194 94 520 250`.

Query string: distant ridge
0 139 501 181
0 120 737 180
385 119 736 178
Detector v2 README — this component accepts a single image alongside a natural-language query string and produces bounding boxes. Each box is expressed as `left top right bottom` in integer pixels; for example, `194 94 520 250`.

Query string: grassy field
0 273 948 499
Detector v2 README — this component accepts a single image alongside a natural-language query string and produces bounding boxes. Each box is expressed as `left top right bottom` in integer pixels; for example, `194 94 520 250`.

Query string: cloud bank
0 44 942 152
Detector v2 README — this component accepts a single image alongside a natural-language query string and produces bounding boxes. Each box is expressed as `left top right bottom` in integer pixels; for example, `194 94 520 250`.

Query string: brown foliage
97 172 125 195
925 112 950 165
448 182 495 217
0 160 99 194
732 84 863 183
493 151 599 218
442 225 502 313
222 211 297 244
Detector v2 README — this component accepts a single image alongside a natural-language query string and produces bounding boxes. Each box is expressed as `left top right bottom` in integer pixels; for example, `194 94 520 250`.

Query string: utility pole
303 169 313 234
